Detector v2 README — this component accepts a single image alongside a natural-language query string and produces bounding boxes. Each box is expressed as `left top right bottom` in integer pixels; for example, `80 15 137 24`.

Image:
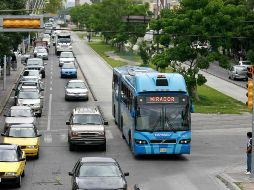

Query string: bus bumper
133 144 191 155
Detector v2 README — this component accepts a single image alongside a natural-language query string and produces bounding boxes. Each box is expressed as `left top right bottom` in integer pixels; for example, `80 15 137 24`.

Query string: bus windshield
136 104 190 132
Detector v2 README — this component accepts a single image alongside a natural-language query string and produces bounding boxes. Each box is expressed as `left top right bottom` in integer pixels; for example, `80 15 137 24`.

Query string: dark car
69 157 129 190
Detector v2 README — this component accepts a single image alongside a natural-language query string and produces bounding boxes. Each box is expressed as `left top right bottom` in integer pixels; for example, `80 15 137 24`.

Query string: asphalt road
0 33 252 190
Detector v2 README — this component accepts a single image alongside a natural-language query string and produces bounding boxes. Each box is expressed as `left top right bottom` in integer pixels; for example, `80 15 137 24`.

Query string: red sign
146 96 179 103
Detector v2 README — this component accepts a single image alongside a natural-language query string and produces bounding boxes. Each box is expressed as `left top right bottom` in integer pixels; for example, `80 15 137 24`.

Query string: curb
217 174 241 190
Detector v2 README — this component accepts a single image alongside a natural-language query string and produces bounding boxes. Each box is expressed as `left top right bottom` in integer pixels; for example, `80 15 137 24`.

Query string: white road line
50 87 52 91
50 75 52 79
47 94 52 131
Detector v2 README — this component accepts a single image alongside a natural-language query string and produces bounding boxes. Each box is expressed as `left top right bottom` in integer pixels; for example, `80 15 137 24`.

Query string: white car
59 51 75 67
36 48 48 60
239 60 252 68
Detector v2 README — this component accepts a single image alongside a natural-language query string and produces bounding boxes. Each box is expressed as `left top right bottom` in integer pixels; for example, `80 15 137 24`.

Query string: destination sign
146 96 179 103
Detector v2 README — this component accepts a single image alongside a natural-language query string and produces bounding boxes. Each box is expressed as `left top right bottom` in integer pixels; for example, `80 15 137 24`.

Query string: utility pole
3 55 6 90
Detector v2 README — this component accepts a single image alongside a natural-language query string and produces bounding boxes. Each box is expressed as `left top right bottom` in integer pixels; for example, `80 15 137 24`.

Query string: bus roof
114 66 187 94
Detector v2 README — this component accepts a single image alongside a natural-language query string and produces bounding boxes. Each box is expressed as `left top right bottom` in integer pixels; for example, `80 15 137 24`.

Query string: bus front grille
150 139 176 144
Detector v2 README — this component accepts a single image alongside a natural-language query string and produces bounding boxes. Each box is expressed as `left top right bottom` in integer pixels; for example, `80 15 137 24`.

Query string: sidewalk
0 57 24 114
217 165 254 190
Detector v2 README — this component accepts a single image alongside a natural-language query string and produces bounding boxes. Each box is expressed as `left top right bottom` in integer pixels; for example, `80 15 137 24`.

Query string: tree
150 0 249 100
0 0 27 56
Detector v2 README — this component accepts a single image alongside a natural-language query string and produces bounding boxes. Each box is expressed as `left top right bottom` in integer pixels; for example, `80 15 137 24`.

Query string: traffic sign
0 15 44 32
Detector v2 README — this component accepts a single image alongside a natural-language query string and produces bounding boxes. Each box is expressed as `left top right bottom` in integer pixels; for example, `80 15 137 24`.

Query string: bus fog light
179 139 191 144
135 139 147 144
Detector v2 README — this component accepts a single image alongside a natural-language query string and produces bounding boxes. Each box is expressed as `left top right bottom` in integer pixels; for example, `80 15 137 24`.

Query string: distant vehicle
238 60 252 68
55 32 72 55
16 89 44 117
68 157 129 190
23 69 42 80
65 80 89 101
0 143 26 187
4 106 36 131
2 124 41 159
112 66 192 156
60 62 77 78
33 46 44 57
59 51 75 67
66 107 108 151
36 48 48 60
228 65 248 80
26 58 46 78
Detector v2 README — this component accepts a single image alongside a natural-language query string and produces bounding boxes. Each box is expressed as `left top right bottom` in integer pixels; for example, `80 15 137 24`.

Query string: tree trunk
190 85 200 102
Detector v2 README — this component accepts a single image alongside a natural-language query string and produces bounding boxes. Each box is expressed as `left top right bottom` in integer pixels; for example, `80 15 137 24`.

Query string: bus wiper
165 117 176 133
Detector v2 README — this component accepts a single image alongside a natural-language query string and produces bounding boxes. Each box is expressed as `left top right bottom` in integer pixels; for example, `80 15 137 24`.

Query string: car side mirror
19 158 26 161
68 172 74 176
3 114 7 117
104 121 108 125
37 134 42 137
40 89 44 91
124 172 129 176
1 133 6 136
66 121 70 125
40 96 44 99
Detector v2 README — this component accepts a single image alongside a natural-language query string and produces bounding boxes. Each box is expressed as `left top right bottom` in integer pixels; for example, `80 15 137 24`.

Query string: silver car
228 65 248 80
66 107 108 151
59 51 75 67
4 106 36 131
36 48 48 60
65 80 89 101
16 89 44 117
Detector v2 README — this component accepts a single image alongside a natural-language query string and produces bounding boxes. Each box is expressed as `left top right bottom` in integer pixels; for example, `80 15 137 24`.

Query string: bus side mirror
190 104 194 113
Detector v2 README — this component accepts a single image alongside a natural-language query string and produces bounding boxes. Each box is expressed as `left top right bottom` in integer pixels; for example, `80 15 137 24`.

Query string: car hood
60 58 74 62
3 137 39 146
76 177 126 189
0 162 21 172
5 117 35 124
37 52 48 56
18 99 40 105
66 88 87 93
71 124 104 132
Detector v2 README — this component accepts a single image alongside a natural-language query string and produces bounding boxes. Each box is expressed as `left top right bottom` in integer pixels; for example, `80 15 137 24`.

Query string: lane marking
47 94 52 131
50 87 52 91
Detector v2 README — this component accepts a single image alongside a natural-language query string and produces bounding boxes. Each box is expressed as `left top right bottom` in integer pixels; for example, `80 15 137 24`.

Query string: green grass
193 85 248 114
88 41 126 67
83 37 248 114
115 51 142 63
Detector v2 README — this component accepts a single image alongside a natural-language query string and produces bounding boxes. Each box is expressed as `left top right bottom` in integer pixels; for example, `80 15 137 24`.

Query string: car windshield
18 91 40 99
242 61 251 65
79 163 121 177
136 103 190 132
8 127 36 138
10 109 33 117
58 38 71 43
24 70 40 77
27 59 43 66
62 64 75 69
73 114 102 125
37 49 47 53
61 52 73 58
67 82 86 89
0 150 18 162
21 77 38 82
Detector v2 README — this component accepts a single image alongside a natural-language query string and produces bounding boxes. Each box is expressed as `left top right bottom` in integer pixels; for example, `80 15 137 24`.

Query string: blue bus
112 66 192 156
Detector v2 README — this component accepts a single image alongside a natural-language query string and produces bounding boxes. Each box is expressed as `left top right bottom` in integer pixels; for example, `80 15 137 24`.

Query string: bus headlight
179 139 191 144
135 139 147 144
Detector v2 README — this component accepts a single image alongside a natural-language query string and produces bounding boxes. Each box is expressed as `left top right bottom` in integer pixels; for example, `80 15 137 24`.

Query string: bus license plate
160 148 167 153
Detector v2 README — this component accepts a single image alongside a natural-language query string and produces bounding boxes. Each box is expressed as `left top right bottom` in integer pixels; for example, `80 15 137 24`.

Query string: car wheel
21 170 25 177
35 151 39 159
100 143 106 151
69 143 75 151
16 175 21 187
65 96 69 101
37 112 42 117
